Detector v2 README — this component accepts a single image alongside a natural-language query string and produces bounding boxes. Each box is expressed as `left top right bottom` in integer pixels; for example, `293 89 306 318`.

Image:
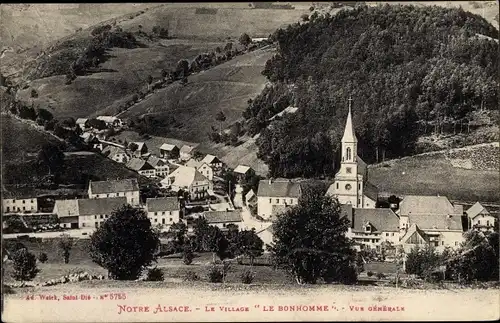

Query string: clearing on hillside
368 143 499 203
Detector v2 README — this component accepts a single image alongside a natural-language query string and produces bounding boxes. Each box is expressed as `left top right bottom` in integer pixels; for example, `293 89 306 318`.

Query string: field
368 143 500 203
2 152 153 189
0 114 63 162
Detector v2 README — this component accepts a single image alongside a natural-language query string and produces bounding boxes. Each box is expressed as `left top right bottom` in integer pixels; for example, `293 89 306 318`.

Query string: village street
240 205 271 232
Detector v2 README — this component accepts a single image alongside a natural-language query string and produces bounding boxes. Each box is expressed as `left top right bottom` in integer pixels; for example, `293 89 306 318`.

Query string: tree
192 217 210 252
87 118 107 130
37 143 65 175
11 249 39 281
405 244 441 279
215 111 226 134
36 108 53 122
236 229 264 266
205 225 229 262
224 42 233 52
169 221 188 251
239 33 252 47
269 188 356 284
89 205 160 280
448 230 498 282
58 234 74 264
128 142 139 152
176 59 189 77
18 105 37 120
182 245 194 265
61 117 76 128
301 14 309 22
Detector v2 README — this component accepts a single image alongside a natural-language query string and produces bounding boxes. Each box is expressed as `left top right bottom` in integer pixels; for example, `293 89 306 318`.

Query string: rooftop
204 210 242 224
351 208 400 232
160 143 178 151
89 178 139 194
168 166 208 188
180 145 195 154
126 158 154 172
399 195 458 216
234 165 251 174
146 197 179 212
200 154 220 165
466 202 490 219
78 197 127 215
147 155 167 168
407 214 463 231
257 179 302 198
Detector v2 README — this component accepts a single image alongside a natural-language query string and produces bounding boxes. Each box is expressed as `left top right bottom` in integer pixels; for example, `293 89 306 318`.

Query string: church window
345 184 352 190
336 183 339 189
358 183 361 190
346 147 352 161
346 167 352 173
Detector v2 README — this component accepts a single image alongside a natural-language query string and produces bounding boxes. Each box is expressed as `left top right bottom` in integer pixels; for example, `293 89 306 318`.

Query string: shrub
183 270 200 282
367 271 374 277
11 249 40 281
38 252 48 263
207 265 223 283
146 267 164 281
182 248 194 265
240 270 255 284
376 272 386 279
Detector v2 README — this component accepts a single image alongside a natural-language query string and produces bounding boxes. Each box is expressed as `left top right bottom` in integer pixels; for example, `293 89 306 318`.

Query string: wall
257 196 298 219
198 164 213 180
147 210 180 228
2 198 38 213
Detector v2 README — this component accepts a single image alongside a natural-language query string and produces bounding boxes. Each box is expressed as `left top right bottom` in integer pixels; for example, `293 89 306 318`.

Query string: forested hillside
244 4 499 178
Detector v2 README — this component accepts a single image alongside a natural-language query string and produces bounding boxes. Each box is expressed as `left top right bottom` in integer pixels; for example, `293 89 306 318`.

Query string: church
326 98 378 208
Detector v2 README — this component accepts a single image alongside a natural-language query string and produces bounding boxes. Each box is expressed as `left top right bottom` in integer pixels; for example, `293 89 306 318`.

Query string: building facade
146 197 180 230
88 178 140 206
2 197 38 214
256 179 301 220
466 202 496 232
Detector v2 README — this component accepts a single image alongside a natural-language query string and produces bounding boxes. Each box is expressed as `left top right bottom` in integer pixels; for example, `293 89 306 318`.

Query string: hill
246 4 499 178
368 142 499 203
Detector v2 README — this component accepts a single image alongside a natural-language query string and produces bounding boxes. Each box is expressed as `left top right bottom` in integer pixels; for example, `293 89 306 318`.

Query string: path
240 205 271 232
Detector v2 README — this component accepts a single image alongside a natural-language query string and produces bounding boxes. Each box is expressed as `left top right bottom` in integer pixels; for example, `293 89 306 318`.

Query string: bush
183 270 200 282
182 248 194 265
367 271 374 277
146 267 164 281
240 270 255 284
11 249 40 281
207 265 223 283
38 252 48 263
376 272 386 279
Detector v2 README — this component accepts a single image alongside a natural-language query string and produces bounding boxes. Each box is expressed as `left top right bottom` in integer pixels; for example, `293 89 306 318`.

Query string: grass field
368 143 500 203
0 114 63 162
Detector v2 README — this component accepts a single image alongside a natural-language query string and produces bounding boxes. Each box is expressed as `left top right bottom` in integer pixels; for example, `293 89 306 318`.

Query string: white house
54 197 127 229
102 145 130 164
256 179 302 220
88 178 140 206
146 197 180 230
341 205 400 251
2 194 38 214
147 155 170 178
466 202 496 232
397 195 465 252
126 158 156 178
197 163 214 181
203 210 243 230
200 154 224 169
180 145 195 161
163 166 211 200
326 100 378 208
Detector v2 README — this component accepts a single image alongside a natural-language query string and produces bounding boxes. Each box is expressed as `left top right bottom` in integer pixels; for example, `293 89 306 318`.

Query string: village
3 103 497 265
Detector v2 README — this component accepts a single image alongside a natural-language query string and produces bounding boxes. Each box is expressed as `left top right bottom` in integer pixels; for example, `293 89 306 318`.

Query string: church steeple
341 96 357 143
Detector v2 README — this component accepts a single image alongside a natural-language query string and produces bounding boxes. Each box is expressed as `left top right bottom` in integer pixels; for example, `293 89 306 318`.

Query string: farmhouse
76 118 89 130
163 166 211 200
203 210 243 230
159 143 180 160
2 191 38 214
147 155 170 178
466 202 496 232
233 165 255 181
326 100 378 208
102 145 130 164
88 178 140 206
129 142 148 158
197 163 214 181
126 158 156 178
146 197 180 229
96 116 123 128
342 205 400 250
397 195 465 252
257 179 302 220
54 197 127 229
200 154 224 169
180 145 195 161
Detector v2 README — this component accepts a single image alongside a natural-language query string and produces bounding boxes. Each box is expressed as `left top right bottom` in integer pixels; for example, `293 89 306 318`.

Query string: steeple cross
348 96 353 111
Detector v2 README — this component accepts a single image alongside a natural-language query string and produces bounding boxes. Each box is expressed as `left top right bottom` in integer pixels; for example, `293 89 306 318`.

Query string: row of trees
244 4 498 177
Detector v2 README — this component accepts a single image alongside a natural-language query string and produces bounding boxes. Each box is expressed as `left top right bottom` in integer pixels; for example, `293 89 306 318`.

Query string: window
478 220 481 225
154 212 158 216
269 198 272 203
346 147 352 161
95 222 98 227
6 207 9 212
290 199 293 204
385 233 389 236
162 219 165 224
372 239 376 243
365 225 371 233
22 207 25 211
22 200 25 204
358 199 361 205
441 241 444 245
155 219 158 223
358 183 361 190
82 223 85 227
487 220 490 226
169 218 172 222
346 167 352 173
455 241 458 246
31 199 34 203
391 233 394 236
96 194 99 198
276 199 279 203
95 215 97 219
107 194 110 197
162 212 165 215
336 183 339 189
100 215 103 219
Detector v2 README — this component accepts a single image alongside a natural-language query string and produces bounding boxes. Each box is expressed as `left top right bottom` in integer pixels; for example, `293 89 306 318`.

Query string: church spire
342 96 357 143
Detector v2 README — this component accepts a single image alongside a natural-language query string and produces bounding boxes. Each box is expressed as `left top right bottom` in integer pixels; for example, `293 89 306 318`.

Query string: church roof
341 101 357 143
363 181 379 201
